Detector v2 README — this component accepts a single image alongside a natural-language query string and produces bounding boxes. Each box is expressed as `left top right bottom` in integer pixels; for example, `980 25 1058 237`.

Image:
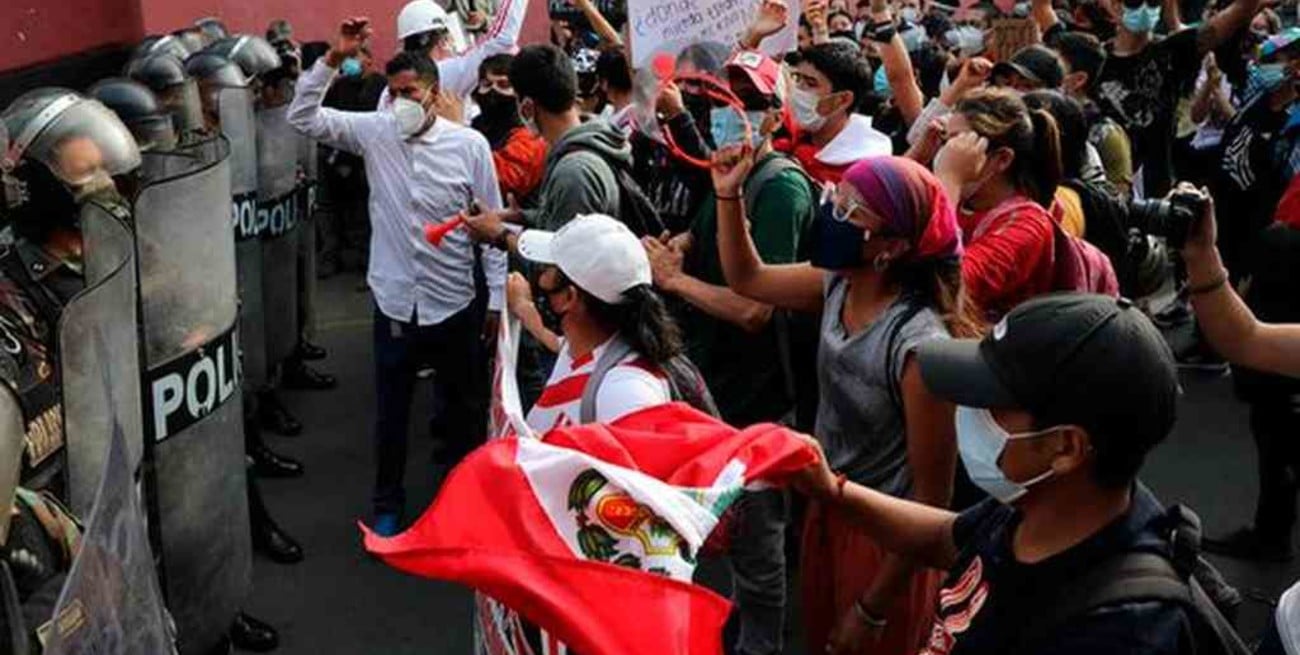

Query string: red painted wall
1 0 143 71
3 0 553 75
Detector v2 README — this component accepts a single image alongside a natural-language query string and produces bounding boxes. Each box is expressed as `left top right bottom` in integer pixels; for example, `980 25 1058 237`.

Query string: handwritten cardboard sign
627 0 800 67
989 17 1037 62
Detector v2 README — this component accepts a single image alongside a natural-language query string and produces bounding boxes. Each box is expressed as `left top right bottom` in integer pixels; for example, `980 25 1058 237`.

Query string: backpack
578 338 719 424
1015 504 1248 655
742 154 820 429
560 142 666 238
976 198 1119 298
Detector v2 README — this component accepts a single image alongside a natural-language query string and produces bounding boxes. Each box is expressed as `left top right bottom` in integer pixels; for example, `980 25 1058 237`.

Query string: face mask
874 67 893 98
955 406 1058 504
474 90 520 122
791 86 832 132
1248 62 1290 95
340 58 363 77
393 96 430 139
809 201 868 270
1121 5 1161 34
900 7 921 23
69 170 118 205
710 108 766 148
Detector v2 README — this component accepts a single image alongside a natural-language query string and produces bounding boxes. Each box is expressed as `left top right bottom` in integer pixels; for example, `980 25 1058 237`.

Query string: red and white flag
361 402 816 655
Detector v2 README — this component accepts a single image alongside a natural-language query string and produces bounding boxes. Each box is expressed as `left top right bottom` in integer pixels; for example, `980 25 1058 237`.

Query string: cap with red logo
724 50 781 97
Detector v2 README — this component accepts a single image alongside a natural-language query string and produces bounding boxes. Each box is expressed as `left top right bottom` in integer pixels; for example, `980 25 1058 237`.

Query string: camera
1127 189 1208 249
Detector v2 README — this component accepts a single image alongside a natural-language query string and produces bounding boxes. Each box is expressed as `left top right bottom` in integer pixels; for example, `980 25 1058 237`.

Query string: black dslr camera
1127 188 1208 249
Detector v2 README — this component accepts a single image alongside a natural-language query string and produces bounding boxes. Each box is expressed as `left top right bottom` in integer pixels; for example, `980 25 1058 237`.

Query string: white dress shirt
289 59 506 326
377 0 528 110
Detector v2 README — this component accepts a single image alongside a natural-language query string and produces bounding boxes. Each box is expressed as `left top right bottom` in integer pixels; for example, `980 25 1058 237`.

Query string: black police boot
258 390 303 436
249 477 304 564
248 441 304 479
282 361 337 391
295 339 327 361
229 611 278 652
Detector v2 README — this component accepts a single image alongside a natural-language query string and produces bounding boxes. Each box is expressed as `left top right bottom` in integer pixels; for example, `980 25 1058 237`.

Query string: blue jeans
372 304 487 516
728 489 788 655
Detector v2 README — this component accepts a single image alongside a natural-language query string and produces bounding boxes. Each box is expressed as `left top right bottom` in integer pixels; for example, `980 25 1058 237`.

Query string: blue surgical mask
955 406 1058 504
1121 5 1161 34
809 201 868 270
340 58 363 77
709 107 766 148
874 66 892 98
1248 62 1290 96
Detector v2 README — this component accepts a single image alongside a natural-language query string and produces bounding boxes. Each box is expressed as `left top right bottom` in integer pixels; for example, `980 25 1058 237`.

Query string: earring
873 253 891 272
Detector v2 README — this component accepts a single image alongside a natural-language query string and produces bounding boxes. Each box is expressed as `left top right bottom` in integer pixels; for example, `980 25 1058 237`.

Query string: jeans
728 489 788 655
1252 398 1300 543
372 304 488 516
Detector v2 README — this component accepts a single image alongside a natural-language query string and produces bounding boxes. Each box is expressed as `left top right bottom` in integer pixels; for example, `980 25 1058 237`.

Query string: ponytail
583 284 685 365
1025 108 1063 208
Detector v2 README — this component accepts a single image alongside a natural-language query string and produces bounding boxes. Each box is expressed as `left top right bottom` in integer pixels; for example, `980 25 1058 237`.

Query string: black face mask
682 92 711 124
474 90 521 123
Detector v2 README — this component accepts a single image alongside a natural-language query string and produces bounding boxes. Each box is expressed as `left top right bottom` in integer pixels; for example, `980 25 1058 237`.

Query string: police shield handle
328 17 373 68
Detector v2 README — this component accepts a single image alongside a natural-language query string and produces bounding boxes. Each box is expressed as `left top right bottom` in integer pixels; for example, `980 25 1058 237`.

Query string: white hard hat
517 215 653 305
396 0 450 42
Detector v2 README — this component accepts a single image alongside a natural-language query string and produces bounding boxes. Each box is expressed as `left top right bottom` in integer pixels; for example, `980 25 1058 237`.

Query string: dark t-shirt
684 153 814 426
917 485 1193 655
1094 29 1201 197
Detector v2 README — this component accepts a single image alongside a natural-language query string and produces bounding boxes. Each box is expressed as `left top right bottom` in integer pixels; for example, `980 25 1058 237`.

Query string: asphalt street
241 272 1298 654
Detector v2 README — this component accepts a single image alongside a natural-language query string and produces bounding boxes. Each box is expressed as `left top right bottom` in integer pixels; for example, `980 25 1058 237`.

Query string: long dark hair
562 272 684 364
956 87 1062 208
1023 90 1087 181
891 258 985 339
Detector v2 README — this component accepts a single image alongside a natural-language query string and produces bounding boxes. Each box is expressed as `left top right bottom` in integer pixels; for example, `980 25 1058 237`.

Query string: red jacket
493 127 547 201
960 196 1057 319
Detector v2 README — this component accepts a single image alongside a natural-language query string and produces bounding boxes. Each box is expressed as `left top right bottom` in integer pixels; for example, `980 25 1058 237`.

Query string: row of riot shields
4 77 320 655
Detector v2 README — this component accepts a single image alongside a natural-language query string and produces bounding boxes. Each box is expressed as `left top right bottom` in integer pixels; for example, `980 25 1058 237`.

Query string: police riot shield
44 376 172 654
0 387 27 547
58 203 143 519
296 133 318 345
255 105 299 368
134 138 249 655
222 87 268 389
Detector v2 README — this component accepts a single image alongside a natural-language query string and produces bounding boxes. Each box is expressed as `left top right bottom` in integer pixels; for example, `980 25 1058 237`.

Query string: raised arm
1183 190 1300 377
288 18 382 154
711 146 825 314
1030 0 1061 37
1197 0 1263 55
438 0 529 98
868 0 924 126
571 0 624 48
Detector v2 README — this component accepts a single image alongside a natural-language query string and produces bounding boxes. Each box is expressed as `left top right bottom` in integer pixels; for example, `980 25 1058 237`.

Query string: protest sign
989 17 1037 61
627 0 800 66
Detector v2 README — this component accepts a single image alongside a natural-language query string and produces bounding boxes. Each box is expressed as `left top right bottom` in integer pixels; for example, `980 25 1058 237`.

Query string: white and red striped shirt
525 337 671 434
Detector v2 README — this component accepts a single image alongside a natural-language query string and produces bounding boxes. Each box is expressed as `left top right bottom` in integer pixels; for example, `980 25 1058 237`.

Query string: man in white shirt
288 18 505 536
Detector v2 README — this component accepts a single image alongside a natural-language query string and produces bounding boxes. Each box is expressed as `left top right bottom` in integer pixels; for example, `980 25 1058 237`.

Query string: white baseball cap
516 214 652 305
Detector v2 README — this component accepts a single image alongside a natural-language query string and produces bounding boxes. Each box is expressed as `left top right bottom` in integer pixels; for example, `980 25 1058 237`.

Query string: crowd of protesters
286 0 1300 651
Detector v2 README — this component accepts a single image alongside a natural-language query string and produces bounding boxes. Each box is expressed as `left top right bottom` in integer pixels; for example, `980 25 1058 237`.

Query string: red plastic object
424 216 466 247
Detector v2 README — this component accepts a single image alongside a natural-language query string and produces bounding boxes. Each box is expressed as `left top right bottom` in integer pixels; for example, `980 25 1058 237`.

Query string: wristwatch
869 19 897 43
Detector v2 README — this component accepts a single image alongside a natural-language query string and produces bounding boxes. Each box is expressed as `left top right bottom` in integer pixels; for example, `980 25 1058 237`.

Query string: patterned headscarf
841 156 963 262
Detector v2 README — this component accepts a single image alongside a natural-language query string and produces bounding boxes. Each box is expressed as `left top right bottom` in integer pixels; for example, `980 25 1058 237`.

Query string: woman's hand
790 434 839 501
1176 183 1218 263
905 116 949 166
711 144 756 198
933 132 988 186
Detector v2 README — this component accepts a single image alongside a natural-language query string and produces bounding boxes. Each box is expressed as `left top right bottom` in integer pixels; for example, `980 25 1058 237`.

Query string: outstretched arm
438 0 530 98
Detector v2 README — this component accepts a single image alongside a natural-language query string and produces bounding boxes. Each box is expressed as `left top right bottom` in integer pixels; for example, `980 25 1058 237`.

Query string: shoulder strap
971 198 1042 241
743 155 808 212
883 300 927 413
579 339 635 425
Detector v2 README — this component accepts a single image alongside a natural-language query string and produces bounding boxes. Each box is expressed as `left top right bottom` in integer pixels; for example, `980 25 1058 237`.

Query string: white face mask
955 406 1059 504
900 7 921 23
393 95 431 139
791 86 831 133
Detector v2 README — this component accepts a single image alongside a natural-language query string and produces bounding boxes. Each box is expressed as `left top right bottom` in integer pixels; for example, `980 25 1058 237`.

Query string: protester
642 49 817 655
791 292 1223 655
1045 30 1134 195
470 54 547 203
288 18 505 537
712 149 978 655
931 88 1064 318
595 48 635 132
782 42 893 182
386 0 527 104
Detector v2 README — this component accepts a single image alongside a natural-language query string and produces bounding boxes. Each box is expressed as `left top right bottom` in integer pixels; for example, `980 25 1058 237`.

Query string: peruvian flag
361 402 816 655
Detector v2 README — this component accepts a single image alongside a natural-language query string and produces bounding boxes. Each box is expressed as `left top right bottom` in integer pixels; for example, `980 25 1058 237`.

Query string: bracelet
1189 270 1229 296
717 194 741 202
853 599 889 629
869 20 897 42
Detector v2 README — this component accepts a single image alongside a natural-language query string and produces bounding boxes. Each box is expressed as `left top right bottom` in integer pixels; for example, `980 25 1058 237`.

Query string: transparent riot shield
59 205 143 519
220 86 267 390
134 138 250 655
255 105 300 367
44 405 172 654
0 387 26 547
295 134 319 345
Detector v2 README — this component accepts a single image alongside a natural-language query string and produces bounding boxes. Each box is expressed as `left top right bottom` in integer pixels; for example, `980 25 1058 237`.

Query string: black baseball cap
918 294 1179 446
992 45 1066 89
